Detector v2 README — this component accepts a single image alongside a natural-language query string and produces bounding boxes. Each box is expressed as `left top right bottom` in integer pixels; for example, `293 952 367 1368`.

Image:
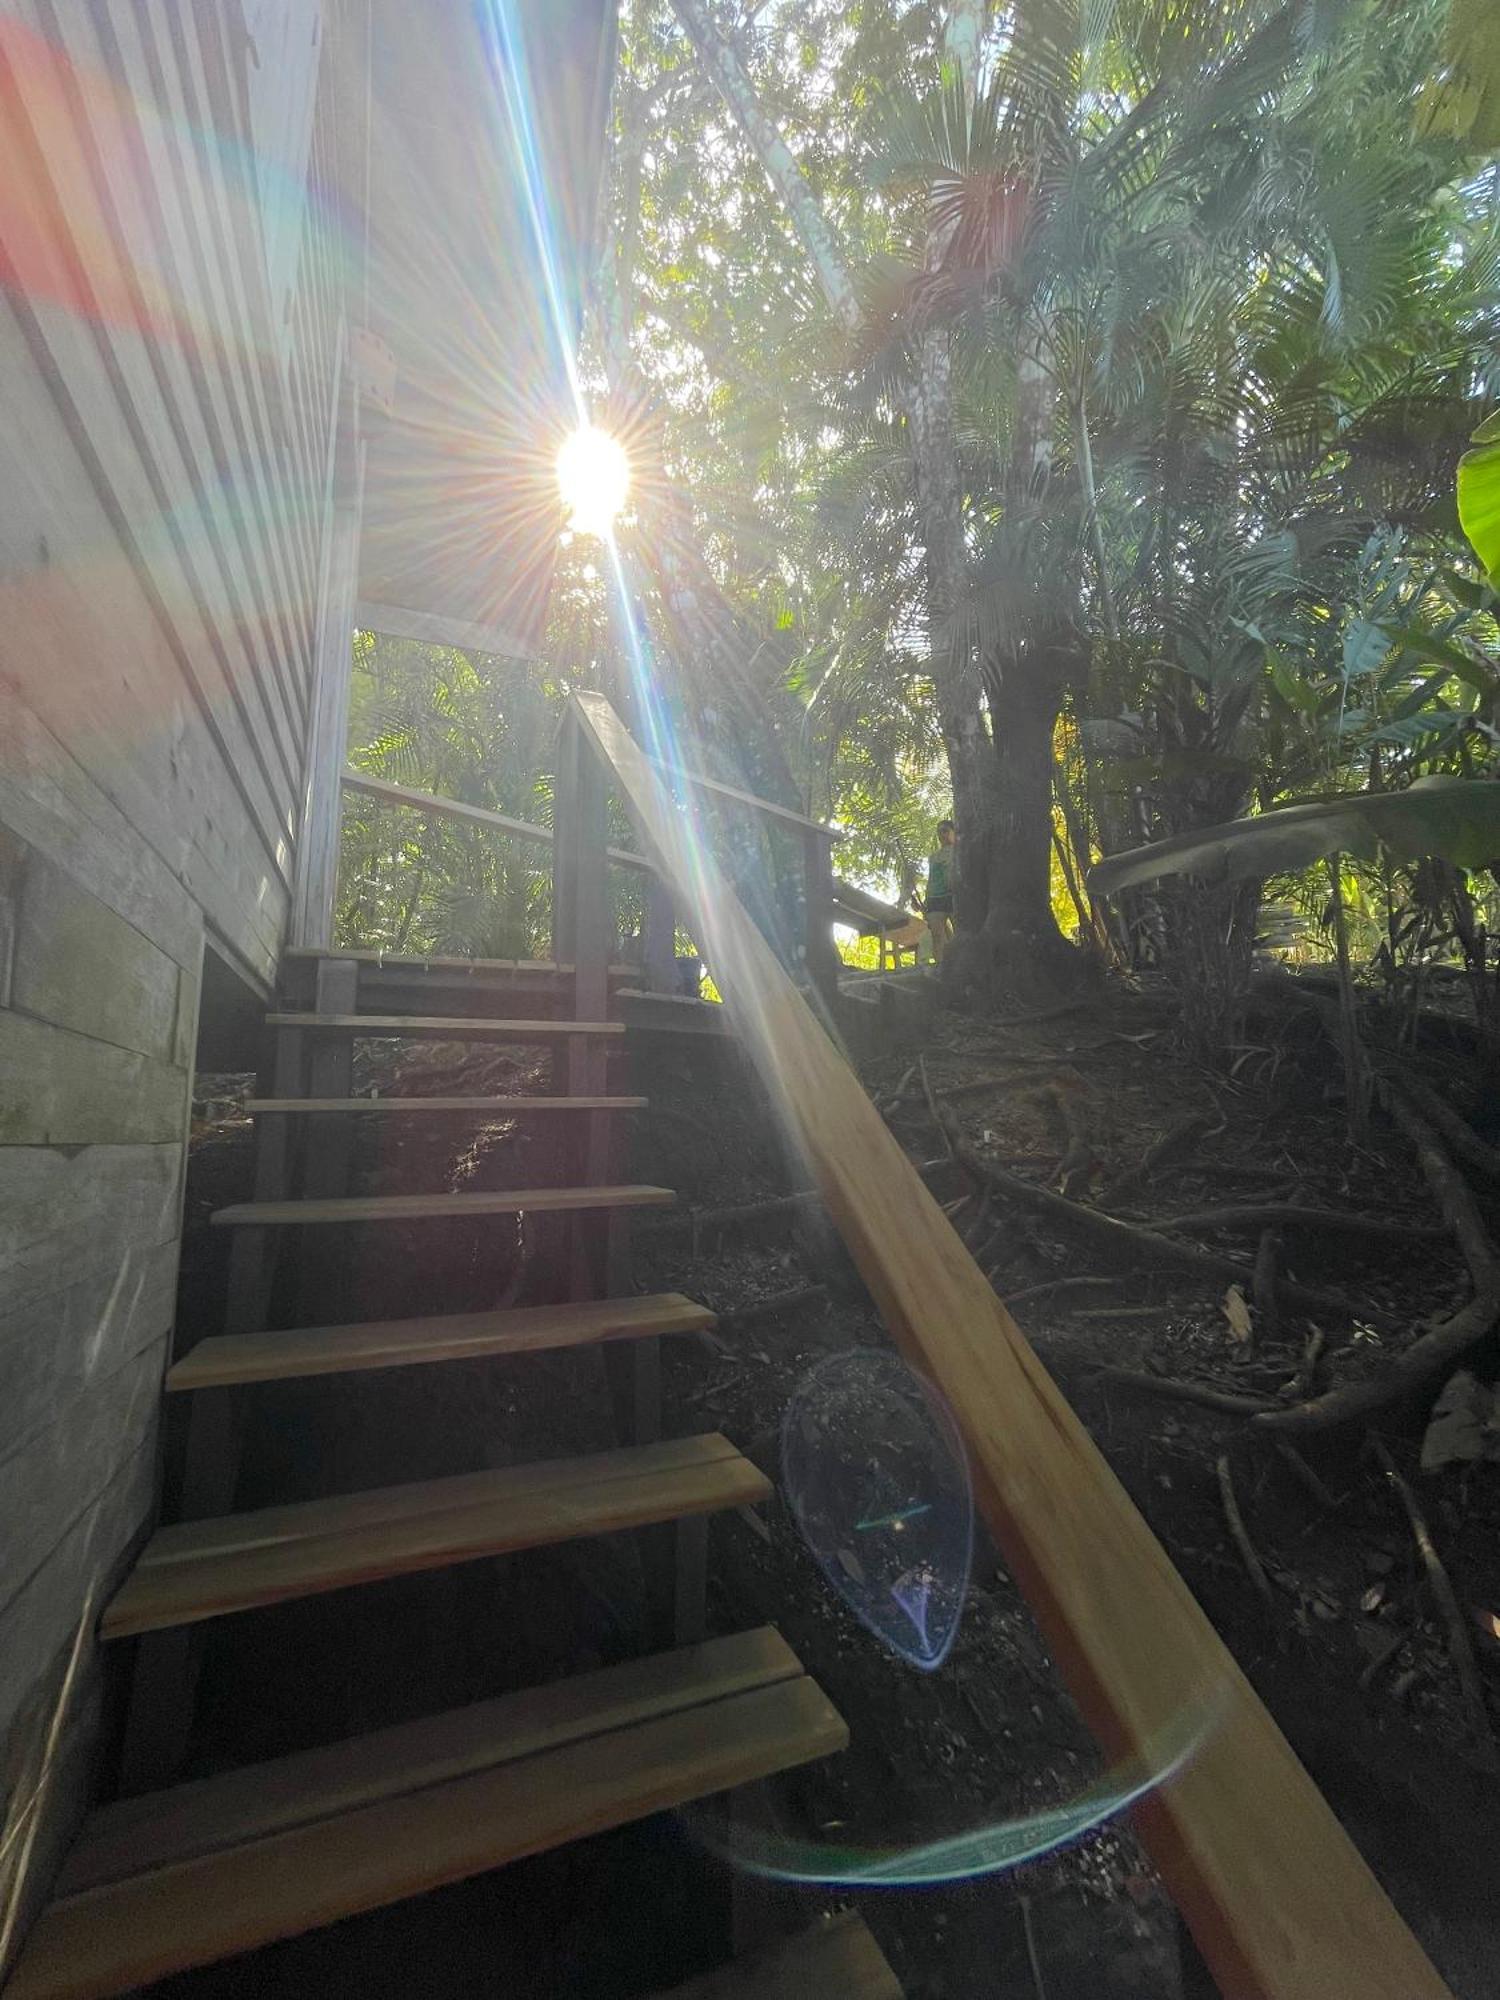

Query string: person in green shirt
922 819 957 964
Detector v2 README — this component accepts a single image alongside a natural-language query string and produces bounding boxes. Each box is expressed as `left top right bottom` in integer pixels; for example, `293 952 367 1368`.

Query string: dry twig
1252 1227 1282 1340
1216 1454 1276 1607
718 1284 828 1328
919 1053 953 1158
1358 1624 1411 1693
1274 1441 1344 1513
1093 1368 1279 1417
1001 1275 1122 1310
1294 1327 1327 1402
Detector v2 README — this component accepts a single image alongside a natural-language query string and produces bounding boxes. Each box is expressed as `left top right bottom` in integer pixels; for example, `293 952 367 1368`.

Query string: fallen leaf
1361 1584 1386 1614
1222 1284 1254 1344
1421 1369 1500 1473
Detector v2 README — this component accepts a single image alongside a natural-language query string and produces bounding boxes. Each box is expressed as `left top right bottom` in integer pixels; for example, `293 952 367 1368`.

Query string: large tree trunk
668 0 1078 995
988 657 1071 953
944 644 1080 1000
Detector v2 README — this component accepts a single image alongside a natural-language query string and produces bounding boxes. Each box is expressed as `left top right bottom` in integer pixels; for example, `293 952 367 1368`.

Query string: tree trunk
976 651 1080 992
668 0 1081 995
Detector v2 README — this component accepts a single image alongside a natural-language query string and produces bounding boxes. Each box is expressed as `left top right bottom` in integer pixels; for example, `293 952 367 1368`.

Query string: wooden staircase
8 884 895 1996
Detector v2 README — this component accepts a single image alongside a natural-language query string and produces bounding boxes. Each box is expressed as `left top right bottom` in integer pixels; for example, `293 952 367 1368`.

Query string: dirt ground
629 983 1500 1998
169 980 1500 1997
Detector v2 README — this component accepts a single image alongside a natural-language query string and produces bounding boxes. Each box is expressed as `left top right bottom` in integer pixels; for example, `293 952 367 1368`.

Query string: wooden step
101 1434 767 1638
210 1185 673 1228
10 1630 846 2000
282 947 633 976
245 1094 647 1113
265 1012 624 1038
167 1293 716 1391
653 1913 902 2000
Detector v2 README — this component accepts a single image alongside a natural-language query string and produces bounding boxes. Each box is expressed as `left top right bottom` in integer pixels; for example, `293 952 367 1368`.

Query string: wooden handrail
339 762 843 997
645 755 842 841
340 770 655 874
568 689 1448 2000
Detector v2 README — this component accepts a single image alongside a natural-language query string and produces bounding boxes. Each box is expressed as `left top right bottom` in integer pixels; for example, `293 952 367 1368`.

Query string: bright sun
556 424 630 539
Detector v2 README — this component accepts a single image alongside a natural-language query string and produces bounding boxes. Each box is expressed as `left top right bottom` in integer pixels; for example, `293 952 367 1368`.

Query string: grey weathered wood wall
0 0 358 1924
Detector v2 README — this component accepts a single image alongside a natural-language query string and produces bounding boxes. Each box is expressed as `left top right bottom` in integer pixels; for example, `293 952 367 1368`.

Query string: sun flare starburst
556 424 629 538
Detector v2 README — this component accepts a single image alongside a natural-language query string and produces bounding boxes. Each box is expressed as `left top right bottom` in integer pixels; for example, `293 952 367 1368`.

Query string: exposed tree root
1155 1205 1446 1245
1105 1109 1219 1204
1257 1081 1500 1434
1377 1068 1500 1183
1369 1435 1496 1770
1092 1368 1278 1417
933 1106 1399 1332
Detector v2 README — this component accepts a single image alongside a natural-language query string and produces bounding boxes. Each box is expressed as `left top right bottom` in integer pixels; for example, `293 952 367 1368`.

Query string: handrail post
642 873 677 994
554 710 661 1464
802 826 839 1004
552 712 613 1282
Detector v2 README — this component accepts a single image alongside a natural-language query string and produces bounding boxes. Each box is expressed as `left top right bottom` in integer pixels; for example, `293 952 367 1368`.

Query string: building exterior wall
0 0 355 1921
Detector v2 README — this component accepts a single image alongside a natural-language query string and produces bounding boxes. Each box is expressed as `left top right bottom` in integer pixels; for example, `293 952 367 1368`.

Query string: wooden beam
569 691 1448 2000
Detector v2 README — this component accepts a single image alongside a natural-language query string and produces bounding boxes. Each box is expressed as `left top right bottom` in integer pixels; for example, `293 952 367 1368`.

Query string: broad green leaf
1268 652 1319 714
1383 625 1500 700
1459 437 1500 582
1090 778 1500 899
1341 619 1389 679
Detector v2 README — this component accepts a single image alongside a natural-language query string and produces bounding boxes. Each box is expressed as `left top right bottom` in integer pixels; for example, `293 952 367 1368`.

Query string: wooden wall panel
0 677 202 976
0 2 353 1932
0 298 287 987
12 847 181 1060
0 1142 183 1324
0 1335 170 1634
0 1012 188 1146
0 1240 178 1468
0 1441 157 1754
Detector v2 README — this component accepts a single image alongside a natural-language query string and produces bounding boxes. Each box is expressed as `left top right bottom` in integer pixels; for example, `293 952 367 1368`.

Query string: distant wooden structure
0 0 613 1922
830 879 923 970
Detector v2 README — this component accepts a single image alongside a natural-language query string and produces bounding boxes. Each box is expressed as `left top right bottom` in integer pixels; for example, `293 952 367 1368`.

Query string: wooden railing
335 751 843 1000
566 688 1448 2000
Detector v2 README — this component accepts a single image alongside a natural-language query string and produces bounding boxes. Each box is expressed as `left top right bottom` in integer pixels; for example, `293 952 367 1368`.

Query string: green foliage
1091 773 1500 895
336 634 568 960
338 0 1497 1027
1459 410 1500 582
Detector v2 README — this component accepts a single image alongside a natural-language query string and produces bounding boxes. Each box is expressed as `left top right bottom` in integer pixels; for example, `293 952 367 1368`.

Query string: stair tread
12 1632 845 2000
210 1186 674 1227
244 1094 648 1113
281 947 634 975
101 1435 767 1638
266 1012 623 1036
653 1914 902 2000
167 1293 717 1390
